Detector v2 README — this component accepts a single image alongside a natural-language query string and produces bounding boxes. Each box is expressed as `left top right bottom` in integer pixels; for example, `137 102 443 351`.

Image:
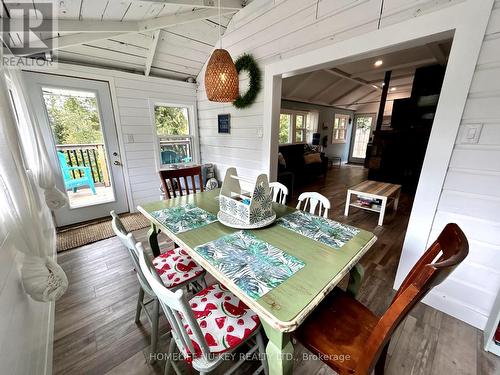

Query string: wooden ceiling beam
328 84 363 105
21 8 237 55
144 30 160 76
128 0 243 10
286 71 323 98
338 88 378 108
308 77 345 101
324 68 382 91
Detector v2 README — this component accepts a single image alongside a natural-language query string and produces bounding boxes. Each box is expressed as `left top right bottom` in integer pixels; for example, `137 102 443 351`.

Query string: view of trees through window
155 106 189 135
279 114 291 144
154 105 192 165
43 90 103 145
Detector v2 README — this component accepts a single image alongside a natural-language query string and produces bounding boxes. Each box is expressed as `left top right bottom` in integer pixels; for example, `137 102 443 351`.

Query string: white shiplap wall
196 0 466 180
415 2 500 329
113 75 197 207
28 63 198 209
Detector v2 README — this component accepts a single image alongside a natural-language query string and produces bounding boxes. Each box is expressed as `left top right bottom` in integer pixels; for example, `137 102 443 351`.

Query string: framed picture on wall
218 114 231 134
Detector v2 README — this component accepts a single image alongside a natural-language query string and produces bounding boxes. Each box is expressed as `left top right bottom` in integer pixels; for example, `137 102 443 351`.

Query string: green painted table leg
148 223 161 257
347 263 365 297
262 321 294 375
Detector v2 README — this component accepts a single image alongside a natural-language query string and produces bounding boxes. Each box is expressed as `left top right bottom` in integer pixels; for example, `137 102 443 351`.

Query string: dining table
137 188 377 375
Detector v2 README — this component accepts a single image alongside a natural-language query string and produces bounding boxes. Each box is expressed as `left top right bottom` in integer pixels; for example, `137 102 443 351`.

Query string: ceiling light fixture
390 87 396 91
204 0 239 102
374 60 383 67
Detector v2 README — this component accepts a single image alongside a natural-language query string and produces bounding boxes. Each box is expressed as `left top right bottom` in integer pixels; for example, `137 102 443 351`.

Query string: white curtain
6 70 68 210
0 68 68 302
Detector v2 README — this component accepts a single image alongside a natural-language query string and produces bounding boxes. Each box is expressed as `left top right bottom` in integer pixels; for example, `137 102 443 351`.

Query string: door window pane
352 116 373 159
43 88 114 208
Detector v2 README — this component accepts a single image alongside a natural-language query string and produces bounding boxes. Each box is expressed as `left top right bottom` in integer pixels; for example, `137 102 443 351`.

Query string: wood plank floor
54 165 500 375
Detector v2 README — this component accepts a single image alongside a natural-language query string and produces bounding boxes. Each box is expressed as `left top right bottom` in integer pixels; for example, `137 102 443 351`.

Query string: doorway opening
276 36 453 226
349 114 376 163
24 72 129 227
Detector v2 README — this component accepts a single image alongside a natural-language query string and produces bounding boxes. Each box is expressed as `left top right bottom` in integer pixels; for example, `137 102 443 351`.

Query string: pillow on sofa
304 153 322 164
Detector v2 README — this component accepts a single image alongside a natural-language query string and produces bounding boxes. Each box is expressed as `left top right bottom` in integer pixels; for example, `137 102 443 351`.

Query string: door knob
113 160 122 166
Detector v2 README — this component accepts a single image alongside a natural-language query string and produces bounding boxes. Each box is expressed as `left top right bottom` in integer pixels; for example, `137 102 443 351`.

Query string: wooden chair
269 181 288 205
136 242 269 375
294 223 469 375
110 211 206 362
296 192 330 218
159 166 204 199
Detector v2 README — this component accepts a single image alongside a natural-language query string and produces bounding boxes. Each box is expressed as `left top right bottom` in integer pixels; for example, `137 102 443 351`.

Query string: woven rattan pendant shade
205 49 239 102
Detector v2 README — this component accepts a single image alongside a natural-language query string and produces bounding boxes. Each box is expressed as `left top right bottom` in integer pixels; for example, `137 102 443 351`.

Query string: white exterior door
348 113 376 164
23 72 129 227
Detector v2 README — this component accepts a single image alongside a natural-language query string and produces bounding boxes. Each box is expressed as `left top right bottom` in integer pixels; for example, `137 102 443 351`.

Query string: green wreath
233 54 261 109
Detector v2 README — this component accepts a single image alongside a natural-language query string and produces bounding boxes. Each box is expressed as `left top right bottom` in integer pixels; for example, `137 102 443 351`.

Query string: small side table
344 180 401 226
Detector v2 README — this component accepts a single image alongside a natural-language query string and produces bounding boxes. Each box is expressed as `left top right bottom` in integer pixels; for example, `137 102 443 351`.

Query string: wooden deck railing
56 143 110 186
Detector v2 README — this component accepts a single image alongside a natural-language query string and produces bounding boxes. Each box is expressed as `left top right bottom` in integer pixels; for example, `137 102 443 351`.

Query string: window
279 110 310 144
154 105 194 167
332 114 350 143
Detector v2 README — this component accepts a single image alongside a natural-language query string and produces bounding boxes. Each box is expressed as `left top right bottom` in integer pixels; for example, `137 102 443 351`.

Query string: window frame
150 101 199 170
331 113 350 144
279 109 310 145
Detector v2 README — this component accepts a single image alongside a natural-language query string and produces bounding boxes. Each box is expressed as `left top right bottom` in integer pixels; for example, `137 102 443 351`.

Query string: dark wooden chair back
159 166 204 199
358 223 469 374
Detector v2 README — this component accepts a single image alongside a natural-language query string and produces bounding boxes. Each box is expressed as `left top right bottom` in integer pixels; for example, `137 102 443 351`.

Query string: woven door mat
56 212 150 252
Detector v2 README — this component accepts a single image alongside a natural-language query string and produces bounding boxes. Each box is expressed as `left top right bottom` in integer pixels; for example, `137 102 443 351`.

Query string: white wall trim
147 99 201 173
262 0 494 327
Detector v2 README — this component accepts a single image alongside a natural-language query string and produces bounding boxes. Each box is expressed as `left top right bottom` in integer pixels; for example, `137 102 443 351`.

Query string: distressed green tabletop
138 189 376 375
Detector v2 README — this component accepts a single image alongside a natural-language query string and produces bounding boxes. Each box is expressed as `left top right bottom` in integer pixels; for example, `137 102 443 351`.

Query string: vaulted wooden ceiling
281 39 452 111
2 0 251 80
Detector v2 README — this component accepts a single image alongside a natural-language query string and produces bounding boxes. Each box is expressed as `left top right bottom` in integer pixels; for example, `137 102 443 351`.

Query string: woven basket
205 49 239 102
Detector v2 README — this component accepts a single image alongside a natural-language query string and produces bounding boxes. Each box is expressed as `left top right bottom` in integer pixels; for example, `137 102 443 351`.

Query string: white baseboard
422 289 488 330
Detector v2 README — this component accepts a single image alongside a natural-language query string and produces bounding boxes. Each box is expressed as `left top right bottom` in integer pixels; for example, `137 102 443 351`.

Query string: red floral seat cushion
152 248 204 288
182 284 260 357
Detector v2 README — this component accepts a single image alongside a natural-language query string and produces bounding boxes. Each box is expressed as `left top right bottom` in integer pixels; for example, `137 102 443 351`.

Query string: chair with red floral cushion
136 241 269 375
110 211 206 362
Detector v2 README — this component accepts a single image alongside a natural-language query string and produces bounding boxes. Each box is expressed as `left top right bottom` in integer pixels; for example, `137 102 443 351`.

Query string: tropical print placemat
150 203 217 234
277 211 359 249
195 231 305 299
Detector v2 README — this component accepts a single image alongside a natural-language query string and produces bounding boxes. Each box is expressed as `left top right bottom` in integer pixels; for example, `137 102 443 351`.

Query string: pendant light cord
218 0 222 49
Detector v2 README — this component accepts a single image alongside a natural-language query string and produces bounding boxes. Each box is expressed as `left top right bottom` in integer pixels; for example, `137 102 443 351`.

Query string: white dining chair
269 181 288 205
296 192 331 218
110 211 207 362
136 241 269 375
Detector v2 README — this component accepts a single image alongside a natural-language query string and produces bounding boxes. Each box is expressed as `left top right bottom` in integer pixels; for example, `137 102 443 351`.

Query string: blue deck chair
57 151 96 194
160 150 181 165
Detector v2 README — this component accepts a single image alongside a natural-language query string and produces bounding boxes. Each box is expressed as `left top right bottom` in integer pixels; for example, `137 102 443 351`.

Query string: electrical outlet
459 123 482 144
257 128 263 138
127 134 134 143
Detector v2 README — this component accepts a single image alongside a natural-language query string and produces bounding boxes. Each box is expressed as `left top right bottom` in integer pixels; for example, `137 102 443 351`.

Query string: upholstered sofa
278 144 328 193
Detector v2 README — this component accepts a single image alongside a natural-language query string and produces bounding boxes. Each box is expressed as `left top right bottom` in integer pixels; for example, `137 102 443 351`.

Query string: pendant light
204 0 239 102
